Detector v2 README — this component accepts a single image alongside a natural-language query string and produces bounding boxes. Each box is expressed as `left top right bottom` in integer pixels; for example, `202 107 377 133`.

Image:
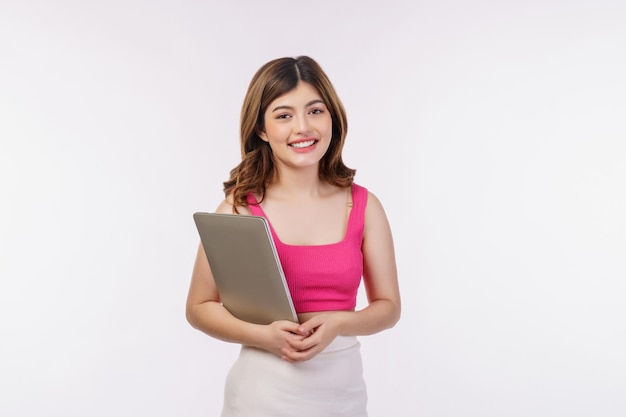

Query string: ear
257 128 269 142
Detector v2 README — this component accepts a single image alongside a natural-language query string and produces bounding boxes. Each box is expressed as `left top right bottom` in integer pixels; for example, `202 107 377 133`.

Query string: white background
1 1 625 416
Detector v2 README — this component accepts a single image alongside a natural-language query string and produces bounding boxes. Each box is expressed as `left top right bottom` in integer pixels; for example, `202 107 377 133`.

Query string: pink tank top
247 184 368 313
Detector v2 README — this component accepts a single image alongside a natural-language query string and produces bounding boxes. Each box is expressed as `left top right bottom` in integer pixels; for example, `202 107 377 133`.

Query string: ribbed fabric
247 184 367 313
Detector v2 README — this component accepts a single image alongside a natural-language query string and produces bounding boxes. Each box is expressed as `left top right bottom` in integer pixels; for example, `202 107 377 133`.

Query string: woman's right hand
259 320 311 360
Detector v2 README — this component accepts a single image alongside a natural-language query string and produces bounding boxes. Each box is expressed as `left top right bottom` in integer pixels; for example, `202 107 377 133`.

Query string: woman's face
260 81 332 173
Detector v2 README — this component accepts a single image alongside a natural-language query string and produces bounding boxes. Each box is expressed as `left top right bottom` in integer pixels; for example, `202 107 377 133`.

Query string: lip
288 137 318 146
288 138 319 153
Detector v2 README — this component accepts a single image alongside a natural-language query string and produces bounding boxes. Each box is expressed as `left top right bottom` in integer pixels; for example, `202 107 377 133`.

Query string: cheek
319 117 333 139
262 125 281 142
325 122 334 140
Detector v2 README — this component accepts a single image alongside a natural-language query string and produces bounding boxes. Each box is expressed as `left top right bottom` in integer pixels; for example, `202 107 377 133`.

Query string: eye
276 113 291 120
309 108 324 115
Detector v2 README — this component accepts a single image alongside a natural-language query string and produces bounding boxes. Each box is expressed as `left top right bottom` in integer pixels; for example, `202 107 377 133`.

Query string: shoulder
352 183 367 194
364 189 384 214
351 183 384 209
215 194 252 215
351 183 369 204
360 188 390 233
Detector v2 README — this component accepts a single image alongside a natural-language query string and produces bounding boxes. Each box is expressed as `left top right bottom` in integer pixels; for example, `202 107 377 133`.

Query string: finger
294 324 313 336
280 346 304 363
285 334 313 350
297 317 326 336
283 346 319 362
279 321 303 333
286 334 306 342
287 337 321 356
281 355 296 363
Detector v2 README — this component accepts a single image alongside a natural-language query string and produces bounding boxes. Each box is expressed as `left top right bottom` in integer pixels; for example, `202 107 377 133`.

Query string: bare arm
185 199 308 357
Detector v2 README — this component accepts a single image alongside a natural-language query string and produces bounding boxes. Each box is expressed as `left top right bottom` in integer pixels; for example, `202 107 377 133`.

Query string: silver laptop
193 212 298 325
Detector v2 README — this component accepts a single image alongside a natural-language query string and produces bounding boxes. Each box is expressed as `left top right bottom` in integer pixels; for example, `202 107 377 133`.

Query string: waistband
322 335 359 353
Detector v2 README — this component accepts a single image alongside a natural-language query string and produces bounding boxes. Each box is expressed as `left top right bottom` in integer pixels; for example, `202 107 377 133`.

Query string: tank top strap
348 183 368 235
246 193 265 217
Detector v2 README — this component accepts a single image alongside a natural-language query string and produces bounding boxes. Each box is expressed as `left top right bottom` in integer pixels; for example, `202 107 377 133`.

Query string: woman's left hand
280 312 346 363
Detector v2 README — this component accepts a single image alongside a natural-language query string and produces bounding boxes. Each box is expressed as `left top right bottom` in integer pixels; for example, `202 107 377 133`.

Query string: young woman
186 56 401 417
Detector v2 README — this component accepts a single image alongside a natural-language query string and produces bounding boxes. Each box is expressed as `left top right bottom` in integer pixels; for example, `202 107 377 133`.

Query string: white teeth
290 140 316 148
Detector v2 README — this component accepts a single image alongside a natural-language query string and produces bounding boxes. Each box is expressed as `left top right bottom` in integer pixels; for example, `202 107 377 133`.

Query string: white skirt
221 336 368 417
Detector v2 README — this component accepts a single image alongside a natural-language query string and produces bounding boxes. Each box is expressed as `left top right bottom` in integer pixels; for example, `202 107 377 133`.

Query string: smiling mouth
289 139 318 149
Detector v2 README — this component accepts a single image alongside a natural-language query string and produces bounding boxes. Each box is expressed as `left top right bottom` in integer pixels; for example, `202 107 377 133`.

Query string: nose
293 112 311 134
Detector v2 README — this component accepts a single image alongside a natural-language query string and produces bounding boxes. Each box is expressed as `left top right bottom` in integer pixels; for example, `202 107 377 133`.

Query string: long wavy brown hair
223 56 355 210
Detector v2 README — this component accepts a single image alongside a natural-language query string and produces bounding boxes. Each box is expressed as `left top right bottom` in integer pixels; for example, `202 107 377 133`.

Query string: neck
270 165 328 199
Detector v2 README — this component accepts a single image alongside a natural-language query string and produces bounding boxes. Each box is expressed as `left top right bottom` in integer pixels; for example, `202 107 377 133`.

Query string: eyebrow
270 99 325 113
